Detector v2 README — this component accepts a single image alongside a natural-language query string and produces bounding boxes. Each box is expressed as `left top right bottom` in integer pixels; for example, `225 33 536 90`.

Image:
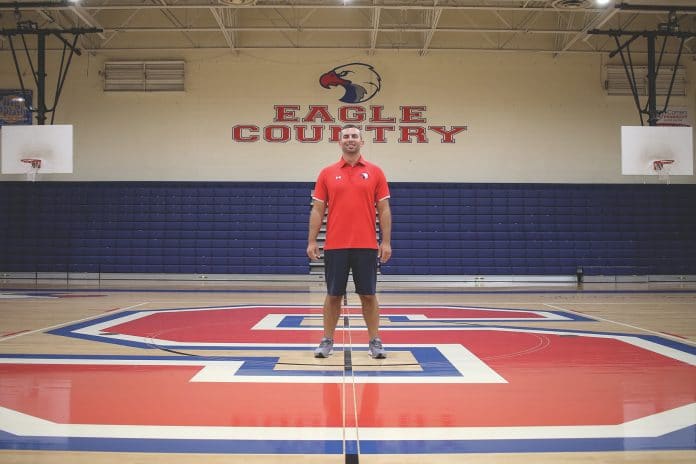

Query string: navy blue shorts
324 248 378 296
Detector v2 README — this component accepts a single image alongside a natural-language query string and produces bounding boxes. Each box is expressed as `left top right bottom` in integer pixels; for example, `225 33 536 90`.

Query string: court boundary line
344 307 361 463
2 287 696 295
0 302 150 343
543 303 696 347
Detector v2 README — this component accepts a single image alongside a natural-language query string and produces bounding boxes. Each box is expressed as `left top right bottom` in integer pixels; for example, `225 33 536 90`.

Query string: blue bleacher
0 181 695 275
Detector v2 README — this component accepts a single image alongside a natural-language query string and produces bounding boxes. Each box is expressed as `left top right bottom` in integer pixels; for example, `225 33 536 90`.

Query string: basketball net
20 158 42 182
652 159 674 184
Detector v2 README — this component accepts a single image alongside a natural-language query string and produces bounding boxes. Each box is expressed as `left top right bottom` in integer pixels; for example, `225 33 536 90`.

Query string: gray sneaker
314 337 334 358
369 337 386 359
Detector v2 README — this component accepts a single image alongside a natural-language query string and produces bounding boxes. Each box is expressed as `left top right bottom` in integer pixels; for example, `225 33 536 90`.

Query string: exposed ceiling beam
209 7 235 49
69 5 107 40
492 10 512 29
263 7 298 47
99 7 141 48
2 2 692 55
499 9 542 49
561 7 619 53
298 8 317 27
419 6 442 56
90 26 619 34
46 46 687 55
0 4 609 13
369 6 380 55
34 8 59 27
151 0 198 47
618 3 696 13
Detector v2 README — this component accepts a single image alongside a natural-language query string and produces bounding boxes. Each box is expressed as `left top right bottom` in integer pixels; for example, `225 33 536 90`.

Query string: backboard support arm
589 3 696 126
1 8 102 125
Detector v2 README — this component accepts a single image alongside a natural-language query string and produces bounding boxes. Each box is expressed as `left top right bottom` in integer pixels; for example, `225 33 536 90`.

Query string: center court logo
1 305 693 454
319 63 382 103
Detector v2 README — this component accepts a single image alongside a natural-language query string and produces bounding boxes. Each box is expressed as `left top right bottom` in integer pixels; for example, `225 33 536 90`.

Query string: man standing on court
307 124 392 359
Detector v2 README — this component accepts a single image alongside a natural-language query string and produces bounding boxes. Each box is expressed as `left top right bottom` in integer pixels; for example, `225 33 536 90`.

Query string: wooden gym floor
0 278 694 464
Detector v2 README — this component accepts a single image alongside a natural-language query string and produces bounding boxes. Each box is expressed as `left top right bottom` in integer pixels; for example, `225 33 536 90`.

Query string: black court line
343 315 353 374
343 314 359 464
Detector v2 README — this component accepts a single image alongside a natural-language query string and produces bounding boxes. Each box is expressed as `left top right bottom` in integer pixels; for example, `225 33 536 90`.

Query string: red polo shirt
313 156 390 250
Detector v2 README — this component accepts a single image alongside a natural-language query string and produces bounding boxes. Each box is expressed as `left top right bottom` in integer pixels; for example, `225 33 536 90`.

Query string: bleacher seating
1 181 694 276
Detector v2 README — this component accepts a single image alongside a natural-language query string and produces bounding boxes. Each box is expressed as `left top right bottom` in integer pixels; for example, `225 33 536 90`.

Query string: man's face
339 127 364 155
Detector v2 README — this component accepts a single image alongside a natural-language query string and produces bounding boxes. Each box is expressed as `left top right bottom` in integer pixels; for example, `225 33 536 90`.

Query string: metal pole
646 32 658 126
37 32 47 125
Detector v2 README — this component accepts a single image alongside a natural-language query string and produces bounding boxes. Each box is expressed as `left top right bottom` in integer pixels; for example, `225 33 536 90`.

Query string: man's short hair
340 124 362 139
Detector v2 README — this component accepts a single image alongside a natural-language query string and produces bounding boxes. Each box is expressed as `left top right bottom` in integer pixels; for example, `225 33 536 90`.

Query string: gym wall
1 50 695 277
1 49 694 183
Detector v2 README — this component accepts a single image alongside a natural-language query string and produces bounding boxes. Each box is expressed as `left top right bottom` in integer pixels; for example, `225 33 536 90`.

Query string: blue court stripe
0 426 692 454
359 425 696 454
0 430 343 454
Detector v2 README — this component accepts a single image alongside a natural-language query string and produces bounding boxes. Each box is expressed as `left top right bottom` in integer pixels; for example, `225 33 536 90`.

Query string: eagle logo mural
319 63 381 103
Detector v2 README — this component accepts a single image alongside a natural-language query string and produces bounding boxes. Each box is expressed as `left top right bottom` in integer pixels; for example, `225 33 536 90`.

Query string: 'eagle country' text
232 105 467 143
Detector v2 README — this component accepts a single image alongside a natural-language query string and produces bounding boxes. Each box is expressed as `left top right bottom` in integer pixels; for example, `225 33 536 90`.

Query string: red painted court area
105 305 551 343
0 304 694 455
2 333 693 427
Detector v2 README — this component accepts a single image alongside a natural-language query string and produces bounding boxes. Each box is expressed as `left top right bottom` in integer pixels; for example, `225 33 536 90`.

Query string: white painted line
0 344 506 384
345 307 360 454
68 322 696 366
0 402 692 441
188 362 244 381
437 344 507 381
0 406 343 440
357 403 696 441
543 303 696 347
0 302 149 343
0 294 54 299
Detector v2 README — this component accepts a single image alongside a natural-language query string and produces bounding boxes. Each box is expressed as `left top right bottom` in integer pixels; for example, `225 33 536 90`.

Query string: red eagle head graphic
319 63 381 104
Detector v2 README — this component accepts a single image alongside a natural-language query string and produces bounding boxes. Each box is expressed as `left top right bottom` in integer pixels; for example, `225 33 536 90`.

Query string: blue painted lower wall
1 182 695 276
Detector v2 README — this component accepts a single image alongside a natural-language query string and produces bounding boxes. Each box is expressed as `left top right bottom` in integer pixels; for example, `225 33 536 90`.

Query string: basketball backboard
0 125 73 175
620 126 694 176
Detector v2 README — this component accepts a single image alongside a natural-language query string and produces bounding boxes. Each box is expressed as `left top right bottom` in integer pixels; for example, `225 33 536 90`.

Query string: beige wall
1 49 694 183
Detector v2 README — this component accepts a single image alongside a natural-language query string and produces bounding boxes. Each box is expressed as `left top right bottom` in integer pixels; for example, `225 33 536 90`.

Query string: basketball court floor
0 278 694 463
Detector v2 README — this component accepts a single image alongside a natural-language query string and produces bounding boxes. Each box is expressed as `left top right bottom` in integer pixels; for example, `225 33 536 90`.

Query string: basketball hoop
652 159 674 184
20 158 42 182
